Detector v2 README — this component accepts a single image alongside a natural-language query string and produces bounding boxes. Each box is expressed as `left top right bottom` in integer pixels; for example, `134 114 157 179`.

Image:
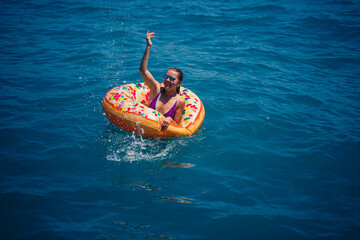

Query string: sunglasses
163 74 176 82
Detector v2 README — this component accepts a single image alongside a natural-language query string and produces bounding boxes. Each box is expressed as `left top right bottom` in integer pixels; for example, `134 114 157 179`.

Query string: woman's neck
162 88 178 97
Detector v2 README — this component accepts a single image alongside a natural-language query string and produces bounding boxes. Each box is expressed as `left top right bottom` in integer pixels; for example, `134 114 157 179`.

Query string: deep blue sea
1 0 360 239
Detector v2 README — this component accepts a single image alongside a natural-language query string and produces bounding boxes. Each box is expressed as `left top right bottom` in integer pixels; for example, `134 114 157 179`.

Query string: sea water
1 0 359 239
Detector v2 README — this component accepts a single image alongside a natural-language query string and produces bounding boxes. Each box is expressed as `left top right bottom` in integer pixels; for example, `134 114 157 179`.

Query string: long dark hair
169 67 183 94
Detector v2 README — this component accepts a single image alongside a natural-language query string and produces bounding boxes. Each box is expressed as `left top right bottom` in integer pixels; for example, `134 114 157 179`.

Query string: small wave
103 126 196 163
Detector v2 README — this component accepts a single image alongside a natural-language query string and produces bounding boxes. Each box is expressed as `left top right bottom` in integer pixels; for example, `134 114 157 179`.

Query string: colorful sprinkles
105 83 201 127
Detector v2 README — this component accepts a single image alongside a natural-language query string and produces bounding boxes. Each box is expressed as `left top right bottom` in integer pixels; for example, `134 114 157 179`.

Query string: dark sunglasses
163 74 176 82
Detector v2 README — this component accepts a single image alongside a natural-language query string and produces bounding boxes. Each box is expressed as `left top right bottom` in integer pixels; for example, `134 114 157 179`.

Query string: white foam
105 131 190 163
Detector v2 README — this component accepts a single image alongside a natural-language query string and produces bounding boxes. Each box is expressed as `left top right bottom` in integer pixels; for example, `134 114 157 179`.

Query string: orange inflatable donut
102 83 205 138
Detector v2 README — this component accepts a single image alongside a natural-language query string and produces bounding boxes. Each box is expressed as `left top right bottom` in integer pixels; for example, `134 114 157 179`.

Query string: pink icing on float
102 83 205 138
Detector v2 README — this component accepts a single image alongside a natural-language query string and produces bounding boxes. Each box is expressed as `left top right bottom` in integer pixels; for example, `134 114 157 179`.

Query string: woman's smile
164 80 173 88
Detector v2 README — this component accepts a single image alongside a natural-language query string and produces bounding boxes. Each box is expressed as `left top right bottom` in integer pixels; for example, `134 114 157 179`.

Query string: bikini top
148 89 180 118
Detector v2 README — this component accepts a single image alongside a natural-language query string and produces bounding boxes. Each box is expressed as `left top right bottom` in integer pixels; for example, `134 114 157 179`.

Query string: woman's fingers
159 120 170 131
146 31 155 37
161 122 168 131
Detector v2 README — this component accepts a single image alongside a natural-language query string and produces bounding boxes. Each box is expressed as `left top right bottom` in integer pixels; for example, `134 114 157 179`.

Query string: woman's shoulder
153 86 163 96
177 95 185 107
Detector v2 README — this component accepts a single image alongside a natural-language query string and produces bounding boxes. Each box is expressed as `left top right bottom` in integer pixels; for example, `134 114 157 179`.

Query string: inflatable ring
102 83 205 138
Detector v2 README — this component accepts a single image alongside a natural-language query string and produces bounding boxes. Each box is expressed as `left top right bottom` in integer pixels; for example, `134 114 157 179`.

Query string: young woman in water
139 31 185 131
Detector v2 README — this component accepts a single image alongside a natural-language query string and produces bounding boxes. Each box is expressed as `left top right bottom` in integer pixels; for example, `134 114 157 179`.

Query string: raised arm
139 31 160 96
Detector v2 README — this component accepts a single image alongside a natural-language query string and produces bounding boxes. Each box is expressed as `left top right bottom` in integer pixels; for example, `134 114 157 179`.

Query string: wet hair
169 67 183 94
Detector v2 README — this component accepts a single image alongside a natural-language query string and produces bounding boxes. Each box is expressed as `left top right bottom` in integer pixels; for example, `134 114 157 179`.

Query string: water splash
103 126 194 162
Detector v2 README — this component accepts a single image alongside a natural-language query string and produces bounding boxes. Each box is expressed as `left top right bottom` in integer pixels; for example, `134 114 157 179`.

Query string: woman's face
163 70 181 89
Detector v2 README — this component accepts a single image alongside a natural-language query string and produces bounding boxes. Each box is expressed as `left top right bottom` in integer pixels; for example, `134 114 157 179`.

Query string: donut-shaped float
102 83 205 138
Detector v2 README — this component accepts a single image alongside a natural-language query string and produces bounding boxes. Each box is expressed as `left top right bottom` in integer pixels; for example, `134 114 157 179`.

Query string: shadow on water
94 124 204 239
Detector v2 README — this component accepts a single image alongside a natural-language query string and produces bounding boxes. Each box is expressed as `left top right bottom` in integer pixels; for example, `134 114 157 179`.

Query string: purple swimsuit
148 89 179 118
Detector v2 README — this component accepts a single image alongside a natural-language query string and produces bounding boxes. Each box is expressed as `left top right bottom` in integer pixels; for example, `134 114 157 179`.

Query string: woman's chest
156 96 177 113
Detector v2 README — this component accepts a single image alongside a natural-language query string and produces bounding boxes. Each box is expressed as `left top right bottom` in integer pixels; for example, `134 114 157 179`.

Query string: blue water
1 0 360 239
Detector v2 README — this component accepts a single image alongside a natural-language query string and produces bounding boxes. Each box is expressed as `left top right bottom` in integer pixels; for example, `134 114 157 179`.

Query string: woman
139 31 185 131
